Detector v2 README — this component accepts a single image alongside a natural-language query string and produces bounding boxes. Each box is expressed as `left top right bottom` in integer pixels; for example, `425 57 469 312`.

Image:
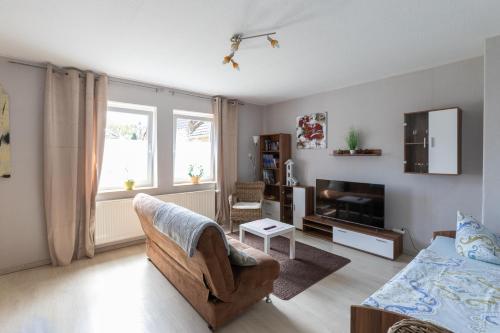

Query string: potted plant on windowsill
346 127 359 154
188 164 204 184
123 168 135 190
124 179 135 191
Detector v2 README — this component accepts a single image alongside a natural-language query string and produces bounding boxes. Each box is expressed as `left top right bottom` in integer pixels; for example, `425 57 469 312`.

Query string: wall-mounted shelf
331 149 382 156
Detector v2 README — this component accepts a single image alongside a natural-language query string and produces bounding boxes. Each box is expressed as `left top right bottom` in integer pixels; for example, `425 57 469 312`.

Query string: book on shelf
262 154 279 168
262 169 276 185
263 139 279 151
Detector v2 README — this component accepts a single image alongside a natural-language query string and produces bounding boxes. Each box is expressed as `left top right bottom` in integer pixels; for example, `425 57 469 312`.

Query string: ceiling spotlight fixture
230 59 240 71
223 52 234 64
267 35 279 48
222 32 279 71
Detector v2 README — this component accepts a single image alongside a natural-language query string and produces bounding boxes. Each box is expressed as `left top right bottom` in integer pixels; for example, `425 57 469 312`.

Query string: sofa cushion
232 202 261 210
455 211 500 265
228 243 257 266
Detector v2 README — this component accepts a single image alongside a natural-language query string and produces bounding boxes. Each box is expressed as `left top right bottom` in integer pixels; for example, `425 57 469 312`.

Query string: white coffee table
239 218 295 259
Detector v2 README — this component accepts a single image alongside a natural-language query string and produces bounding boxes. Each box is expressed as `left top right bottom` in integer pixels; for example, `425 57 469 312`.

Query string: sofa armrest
432 230 456 239
228 238 280 290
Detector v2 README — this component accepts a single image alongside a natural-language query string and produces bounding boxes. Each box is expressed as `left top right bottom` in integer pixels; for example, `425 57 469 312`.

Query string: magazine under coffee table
239 218 295 259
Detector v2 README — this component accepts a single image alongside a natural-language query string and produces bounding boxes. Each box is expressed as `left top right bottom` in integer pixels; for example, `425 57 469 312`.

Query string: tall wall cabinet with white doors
404 107 462 175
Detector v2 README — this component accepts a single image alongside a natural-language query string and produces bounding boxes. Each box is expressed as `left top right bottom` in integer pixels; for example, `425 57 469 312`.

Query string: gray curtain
44 65 108 266
213 97 239 225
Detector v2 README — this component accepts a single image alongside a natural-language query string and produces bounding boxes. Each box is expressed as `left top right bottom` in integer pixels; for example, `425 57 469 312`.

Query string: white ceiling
1 1 500 105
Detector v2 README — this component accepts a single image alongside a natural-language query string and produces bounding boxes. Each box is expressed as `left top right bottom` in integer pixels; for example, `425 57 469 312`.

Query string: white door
428 108 459 174
293 187 305 229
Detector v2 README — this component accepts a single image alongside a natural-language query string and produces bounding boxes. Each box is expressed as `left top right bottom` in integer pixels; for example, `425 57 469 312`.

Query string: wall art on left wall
0 85 11 178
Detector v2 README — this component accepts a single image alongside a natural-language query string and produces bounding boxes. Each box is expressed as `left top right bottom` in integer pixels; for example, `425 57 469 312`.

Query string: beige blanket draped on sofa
44 65 108 266
213 97 239 225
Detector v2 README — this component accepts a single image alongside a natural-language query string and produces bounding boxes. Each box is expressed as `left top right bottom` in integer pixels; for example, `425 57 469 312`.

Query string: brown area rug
228 232 351 300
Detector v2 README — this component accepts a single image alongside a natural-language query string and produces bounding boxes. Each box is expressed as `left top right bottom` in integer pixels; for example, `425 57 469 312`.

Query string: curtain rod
7 59 244 105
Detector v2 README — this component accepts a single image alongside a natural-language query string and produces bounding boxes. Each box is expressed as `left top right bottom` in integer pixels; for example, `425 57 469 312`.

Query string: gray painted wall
0 58 48 272
0 57 263 272
263 58 484 254
238 103 263 182
483 36 500 234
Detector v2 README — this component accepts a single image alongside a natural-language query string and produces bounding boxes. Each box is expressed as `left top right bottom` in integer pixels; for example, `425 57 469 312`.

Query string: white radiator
95 190 216 246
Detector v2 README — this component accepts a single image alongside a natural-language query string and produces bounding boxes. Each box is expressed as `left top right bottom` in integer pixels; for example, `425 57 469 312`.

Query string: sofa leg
208 324 215 331
265 295 272 303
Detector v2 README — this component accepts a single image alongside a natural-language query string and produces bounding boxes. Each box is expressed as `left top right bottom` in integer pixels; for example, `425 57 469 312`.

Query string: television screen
315 179 385 229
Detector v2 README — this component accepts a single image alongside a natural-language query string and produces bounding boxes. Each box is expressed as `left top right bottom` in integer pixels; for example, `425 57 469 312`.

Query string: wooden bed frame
350 230 456 333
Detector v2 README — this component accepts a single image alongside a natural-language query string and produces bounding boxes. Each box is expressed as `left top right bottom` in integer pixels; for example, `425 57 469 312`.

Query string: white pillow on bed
455 211 500 265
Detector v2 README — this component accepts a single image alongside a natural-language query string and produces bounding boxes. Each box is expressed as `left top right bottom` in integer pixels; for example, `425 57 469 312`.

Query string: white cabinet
428 108 460 174
262 200 280 220
293 187 306 229
404 107 461 175
332 227 395 259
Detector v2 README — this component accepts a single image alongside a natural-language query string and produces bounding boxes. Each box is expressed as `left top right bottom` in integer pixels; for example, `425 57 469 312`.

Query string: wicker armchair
388 319 452 333
229 181 265 233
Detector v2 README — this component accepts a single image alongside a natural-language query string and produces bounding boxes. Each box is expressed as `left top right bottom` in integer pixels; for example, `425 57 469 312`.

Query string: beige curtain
44 65 108 266
213 97 239 225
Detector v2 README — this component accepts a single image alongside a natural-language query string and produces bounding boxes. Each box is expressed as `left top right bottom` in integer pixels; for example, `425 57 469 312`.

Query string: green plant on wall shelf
345 127 359 154
188 164 204 184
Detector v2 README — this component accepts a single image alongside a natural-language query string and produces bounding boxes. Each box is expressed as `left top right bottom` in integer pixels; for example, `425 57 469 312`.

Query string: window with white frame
99 101 156 191
173 110 215 184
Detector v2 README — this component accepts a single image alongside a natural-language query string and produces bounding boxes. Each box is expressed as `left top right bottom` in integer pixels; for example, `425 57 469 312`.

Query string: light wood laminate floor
0 231 412 333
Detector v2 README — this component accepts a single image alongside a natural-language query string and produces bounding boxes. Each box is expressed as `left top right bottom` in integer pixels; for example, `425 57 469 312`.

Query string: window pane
100 110 151 189
174 117 213 182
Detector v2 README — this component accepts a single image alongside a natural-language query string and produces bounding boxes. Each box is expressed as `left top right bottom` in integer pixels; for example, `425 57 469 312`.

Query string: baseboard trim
0 258 52 276
95 236 146 254
0 237 146 276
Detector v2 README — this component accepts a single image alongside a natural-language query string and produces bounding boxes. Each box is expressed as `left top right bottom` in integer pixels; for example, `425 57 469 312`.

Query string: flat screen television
315 179 385 229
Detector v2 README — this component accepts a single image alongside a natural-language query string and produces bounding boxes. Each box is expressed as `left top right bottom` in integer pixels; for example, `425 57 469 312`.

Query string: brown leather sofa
133 193 280 330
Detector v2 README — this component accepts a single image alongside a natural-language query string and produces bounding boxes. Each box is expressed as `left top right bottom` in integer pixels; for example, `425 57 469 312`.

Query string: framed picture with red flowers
296 112 327 149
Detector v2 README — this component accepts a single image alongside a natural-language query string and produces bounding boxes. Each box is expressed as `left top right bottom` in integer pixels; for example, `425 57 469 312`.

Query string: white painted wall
482 36 500 234
263 58 484 254
0 57 264 272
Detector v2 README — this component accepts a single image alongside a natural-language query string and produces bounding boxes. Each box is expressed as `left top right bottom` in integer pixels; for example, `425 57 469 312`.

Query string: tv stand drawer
332 227 394 259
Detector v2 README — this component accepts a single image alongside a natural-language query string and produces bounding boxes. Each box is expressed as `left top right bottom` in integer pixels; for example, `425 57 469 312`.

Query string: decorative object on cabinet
284 159 298 186
296 113 327 149
0 85 11 178
331 149 382 156
280 186 314 226
404 108 461 175
345 127 359 154
259 134 291 204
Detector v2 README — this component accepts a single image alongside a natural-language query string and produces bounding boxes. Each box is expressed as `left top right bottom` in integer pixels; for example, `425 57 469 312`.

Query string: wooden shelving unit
259 134 291 207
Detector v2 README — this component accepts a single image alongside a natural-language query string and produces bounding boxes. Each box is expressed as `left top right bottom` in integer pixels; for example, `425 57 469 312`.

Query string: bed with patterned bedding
360 236 500 333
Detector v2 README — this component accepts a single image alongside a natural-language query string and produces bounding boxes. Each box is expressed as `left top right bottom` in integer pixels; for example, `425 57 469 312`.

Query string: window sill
98 186 158 195
173 181 216 187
